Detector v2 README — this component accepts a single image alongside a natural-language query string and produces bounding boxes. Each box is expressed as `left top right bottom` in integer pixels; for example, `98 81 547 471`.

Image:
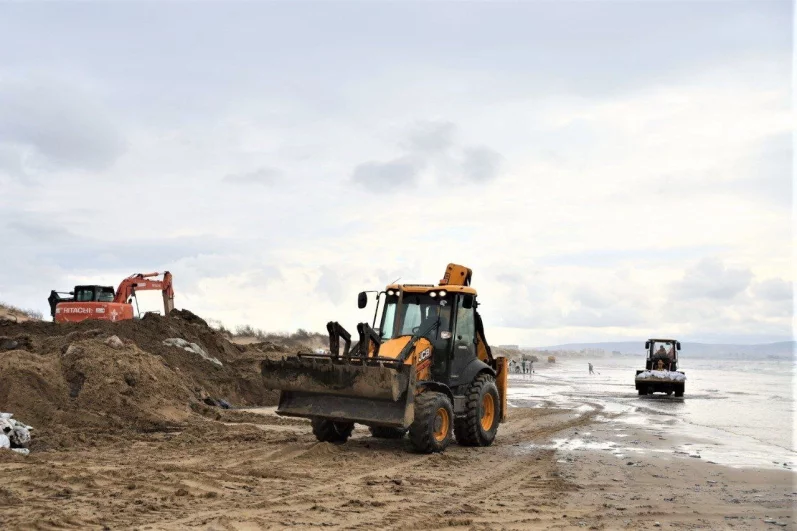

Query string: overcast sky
0 1 792 346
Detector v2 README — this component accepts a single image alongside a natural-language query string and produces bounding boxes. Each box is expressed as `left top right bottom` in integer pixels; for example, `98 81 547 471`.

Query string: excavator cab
262 263 508 454
74 286 116 303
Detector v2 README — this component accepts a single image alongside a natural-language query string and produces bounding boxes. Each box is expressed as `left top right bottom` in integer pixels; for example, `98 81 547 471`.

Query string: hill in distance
530 341 795 359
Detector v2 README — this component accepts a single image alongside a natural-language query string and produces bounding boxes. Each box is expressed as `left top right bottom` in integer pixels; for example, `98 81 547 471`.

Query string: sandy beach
0 379 793 530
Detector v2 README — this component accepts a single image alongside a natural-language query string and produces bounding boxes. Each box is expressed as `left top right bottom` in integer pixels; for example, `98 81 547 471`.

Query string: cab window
455 301 475 342
75 288 95 302
98 291 115 302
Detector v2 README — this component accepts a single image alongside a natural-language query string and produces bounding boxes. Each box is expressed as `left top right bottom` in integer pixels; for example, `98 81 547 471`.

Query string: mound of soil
0 311 285 447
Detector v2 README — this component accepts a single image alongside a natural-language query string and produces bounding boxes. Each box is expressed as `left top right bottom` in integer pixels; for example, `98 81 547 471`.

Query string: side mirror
462 294 474 309
357 291 368 309
644 341 650 350
676 341 681 351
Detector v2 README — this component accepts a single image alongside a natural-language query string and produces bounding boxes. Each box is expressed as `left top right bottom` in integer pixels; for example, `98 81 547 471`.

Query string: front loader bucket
261 356 416 428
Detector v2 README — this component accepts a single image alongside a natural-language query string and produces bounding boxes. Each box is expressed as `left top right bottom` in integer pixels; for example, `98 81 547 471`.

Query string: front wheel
454 374 501 447
311 418 354 443
409 392 453 453
674 385 685 398
638 388 647 396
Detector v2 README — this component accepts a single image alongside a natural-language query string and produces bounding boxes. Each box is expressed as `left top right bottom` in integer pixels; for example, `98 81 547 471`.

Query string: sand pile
0 310 285 447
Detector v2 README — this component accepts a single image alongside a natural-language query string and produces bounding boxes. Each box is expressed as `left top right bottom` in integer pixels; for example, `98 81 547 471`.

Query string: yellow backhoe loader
261 264 508 453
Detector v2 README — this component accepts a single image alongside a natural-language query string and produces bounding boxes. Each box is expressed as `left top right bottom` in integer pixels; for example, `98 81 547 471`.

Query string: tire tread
409 392 452 453
454 374 500 447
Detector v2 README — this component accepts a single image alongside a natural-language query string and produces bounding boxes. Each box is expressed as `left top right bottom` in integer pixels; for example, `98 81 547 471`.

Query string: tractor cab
375 285 484 389
645 338 680 371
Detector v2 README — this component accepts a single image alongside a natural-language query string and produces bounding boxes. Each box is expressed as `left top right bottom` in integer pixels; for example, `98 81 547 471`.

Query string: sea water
508 356 796 469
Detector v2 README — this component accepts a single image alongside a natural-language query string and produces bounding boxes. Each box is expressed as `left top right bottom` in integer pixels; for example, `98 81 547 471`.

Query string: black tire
674 385 684 398
638 388 647 396
369 426 407 439
454 374 501 447
666 390 673 396
409 392 453 453
311 418 354 443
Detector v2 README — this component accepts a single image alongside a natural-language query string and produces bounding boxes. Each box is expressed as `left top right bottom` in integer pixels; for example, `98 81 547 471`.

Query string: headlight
438 290 447 297
430 291 437 298
387 290 395 296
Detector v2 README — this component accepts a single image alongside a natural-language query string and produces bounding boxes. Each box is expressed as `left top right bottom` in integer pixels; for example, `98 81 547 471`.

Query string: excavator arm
114 271 174 315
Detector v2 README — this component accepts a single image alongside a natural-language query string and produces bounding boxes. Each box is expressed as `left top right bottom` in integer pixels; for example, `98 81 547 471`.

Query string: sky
0 0 793 346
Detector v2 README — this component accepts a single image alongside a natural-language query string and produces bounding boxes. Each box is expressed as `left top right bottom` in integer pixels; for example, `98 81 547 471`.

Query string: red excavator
48 271 174 323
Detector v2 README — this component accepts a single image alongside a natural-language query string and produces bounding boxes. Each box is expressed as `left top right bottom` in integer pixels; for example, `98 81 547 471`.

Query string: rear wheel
674 385 684 398
311 418 354 443
454 374 501 447
409 392 453 453
638 388 647 396
369 426 407 439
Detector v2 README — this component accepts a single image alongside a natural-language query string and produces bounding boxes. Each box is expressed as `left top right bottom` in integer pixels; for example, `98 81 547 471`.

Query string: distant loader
262 263 508 453
635 338 686 397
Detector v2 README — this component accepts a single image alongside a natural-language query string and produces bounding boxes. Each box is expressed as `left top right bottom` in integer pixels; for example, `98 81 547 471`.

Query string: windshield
380 293 452 342
98 288 115 302
651 341 676 358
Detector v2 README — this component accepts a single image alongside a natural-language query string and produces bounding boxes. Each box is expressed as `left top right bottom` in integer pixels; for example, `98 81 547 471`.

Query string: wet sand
0 393 793 530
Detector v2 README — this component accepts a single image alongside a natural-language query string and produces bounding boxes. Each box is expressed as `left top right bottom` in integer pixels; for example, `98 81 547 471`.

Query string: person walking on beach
521 359 527 375
588 362 594 375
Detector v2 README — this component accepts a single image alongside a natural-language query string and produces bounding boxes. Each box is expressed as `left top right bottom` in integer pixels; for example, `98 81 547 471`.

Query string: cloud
351 156 421 191
729 132 792 207
9 221 80 244
753 278 793 301
672 257 753 300
315 267 345 305
0 77 126 172
0 3 791 345
460 146 503 182
560 306 647 328
0 144 27 180
575 286 615 310
351 121 504 191
401 120 456 155
223 167 280 186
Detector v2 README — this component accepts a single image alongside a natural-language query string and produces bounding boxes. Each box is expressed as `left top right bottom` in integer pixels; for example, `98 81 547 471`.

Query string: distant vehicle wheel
638 388 647 396
409 391 453 453
311 418 354 443
454 374 501 447
666 390 673 396
369 426 407 439
674 386 684 398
